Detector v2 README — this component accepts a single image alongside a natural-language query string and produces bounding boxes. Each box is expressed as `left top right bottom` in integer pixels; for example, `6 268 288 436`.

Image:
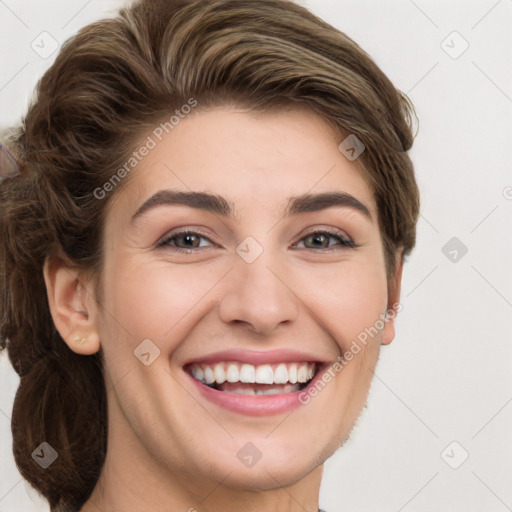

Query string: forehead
108 106 377 223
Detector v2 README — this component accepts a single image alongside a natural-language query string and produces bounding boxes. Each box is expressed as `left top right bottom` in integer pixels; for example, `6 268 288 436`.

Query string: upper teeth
189 362 316 385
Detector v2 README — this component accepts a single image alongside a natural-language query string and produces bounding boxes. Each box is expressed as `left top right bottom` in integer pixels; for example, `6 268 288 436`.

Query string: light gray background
1 1 511 511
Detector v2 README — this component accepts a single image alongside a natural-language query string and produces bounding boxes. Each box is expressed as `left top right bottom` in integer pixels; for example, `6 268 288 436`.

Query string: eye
293 229 357 250
156 230 216 252
156 228 356 253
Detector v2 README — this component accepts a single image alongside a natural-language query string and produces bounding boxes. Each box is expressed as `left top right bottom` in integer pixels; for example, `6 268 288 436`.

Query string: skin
44 106 403 512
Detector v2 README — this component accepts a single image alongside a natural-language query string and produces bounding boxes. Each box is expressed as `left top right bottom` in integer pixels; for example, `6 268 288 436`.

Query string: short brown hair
0 0 419 510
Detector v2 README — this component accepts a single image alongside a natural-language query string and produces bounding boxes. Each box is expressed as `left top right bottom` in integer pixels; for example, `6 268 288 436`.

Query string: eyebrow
131 189 371 223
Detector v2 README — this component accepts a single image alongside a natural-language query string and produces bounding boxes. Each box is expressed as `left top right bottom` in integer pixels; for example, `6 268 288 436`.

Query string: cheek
298 258 389 350
100 257 223 345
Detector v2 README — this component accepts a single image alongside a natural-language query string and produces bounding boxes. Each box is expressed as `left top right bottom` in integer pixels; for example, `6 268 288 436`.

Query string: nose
218 252 300 336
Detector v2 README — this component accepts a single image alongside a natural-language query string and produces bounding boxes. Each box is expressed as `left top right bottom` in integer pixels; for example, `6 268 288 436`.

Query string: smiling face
79 106 402 506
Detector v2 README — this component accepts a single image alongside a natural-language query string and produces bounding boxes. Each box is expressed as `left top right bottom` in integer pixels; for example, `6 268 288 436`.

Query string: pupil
309 234 328 248
182 234 198 247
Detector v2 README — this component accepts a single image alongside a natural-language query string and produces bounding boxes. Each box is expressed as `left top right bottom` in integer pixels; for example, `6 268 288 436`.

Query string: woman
0 0 420 510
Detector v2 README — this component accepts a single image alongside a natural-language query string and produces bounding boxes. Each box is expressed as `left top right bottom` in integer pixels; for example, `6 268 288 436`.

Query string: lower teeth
205 381 311 395
232 385 297 395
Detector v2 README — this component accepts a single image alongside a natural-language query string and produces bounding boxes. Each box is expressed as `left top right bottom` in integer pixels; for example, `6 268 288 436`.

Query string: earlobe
43 255 101 355
381 251 404 346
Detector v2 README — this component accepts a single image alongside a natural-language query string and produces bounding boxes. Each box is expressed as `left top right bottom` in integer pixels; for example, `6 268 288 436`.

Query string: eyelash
156 228 357 252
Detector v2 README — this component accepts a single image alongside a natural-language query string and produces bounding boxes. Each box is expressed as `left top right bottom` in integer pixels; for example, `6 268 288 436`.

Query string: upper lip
183 348 327 367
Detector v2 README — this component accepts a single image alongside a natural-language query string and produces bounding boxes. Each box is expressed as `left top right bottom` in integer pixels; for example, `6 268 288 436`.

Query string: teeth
297 365 307 383
239 364 256 383
229 386 299 396
203 366 215 384
231 387 256 395
190 361 317 386
255 388 281 395
273 363 288 384
214 364 226 384
288 363 298 384
255 364 274 384
226 363 239 383
191 365 204 381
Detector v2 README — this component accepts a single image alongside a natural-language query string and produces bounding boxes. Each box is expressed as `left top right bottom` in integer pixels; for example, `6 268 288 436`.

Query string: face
93 106 400 495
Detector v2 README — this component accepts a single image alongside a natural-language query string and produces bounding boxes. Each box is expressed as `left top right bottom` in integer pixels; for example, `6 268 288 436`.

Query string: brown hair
0 0 419 510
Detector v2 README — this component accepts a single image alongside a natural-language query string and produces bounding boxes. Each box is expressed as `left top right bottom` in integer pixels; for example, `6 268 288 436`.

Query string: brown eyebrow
131 189 372 224
131 190 235 223
284 191 371 219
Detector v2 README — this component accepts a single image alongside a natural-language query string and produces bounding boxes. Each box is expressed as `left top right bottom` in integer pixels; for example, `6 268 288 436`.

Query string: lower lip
186 367 324 416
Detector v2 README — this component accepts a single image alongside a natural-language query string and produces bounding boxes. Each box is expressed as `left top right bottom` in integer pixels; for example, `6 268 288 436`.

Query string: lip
185 359 328 417
183 348 325 366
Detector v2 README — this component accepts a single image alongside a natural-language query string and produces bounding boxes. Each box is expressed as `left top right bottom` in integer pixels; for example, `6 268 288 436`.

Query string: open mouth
185 361 319 395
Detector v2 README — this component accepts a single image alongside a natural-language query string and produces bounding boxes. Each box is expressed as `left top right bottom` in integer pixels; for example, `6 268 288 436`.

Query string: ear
43 254 101 355
381 251 404 346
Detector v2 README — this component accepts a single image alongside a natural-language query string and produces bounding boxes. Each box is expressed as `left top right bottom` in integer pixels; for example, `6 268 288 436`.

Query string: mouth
185 361 319 396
